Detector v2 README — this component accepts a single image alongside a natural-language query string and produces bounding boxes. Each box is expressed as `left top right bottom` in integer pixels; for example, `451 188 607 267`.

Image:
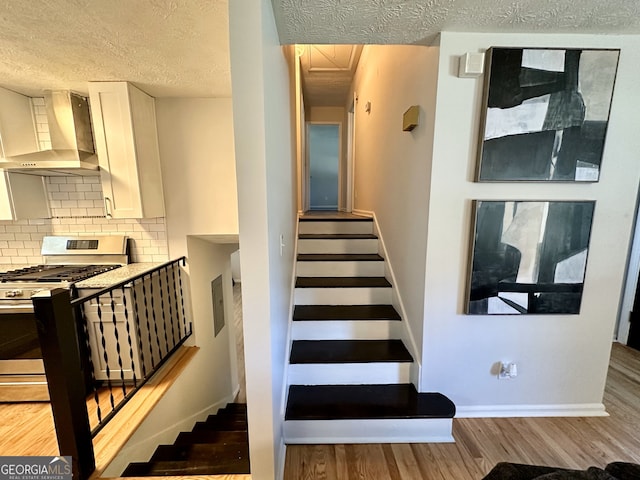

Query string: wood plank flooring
284 342 640 479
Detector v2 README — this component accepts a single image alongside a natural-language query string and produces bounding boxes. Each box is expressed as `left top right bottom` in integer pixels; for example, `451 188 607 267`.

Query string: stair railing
32 257 192 480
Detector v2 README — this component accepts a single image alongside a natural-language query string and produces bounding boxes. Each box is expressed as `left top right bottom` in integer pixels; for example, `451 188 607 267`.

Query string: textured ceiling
0 0 230 97
271 0 640 45
300 45 362 106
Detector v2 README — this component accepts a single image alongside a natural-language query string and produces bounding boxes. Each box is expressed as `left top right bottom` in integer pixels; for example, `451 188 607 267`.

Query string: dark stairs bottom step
290 339 413 364
121 402 250 477
285 384 456 421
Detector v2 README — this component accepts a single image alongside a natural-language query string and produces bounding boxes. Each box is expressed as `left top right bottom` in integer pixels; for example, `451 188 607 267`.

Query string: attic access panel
476 47 620 182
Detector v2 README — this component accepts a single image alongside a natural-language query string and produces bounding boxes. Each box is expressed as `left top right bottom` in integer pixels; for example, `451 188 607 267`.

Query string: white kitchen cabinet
0 87 50 220
79 280 165 382
88 82 165 219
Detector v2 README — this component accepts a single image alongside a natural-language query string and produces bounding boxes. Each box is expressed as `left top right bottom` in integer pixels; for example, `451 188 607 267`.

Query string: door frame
346 96 355 213
618 197 640 344
305 121 343 211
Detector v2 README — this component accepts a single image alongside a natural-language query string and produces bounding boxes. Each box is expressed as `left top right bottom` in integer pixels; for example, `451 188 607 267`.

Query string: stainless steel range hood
0 91 100 176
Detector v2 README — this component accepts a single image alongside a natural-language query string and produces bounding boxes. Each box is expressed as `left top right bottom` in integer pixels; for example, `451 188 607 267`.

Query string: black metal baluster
159 269 170 355
171 263 182 338
97 295 115 411
79 302 101 425
110 290 127 401
178 265 189 335
150 272 163 359
142 273 156 369
165 266 177 347
132 278 147 379
122 286 137 388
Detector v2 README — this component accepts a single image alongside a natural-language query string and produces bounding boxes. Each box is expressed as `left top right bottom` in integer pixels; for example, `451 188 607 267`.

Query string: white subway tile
6 225 22 233
2 249 18 256
68 192 85 200
51 192 69 200
85 192 102 200
0 241 8 248
8 241 24 249
60 218 76 225
71 208 88 217
54 208 71 216
61 200 79 208
91 184 103 192
27 256 43 264
87 208 106 216
77 200 94 208
0 233 16 241
14 234 31 241
76 184 93 192
32 97 45 106
83 176 101 184
49 177 68 184
66 177 84 184
59 184 77 192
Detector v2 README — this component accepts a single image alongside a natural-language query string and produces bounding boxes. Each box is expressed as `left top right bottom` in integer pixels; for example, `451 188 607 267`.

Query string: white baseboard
277 438 287 480
455 403 609 418
284 418 454 444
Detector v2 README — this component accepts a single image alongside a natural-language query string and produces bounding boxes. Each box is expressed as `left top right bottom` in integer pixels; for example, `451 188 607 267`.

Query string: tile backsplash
0 176 168 265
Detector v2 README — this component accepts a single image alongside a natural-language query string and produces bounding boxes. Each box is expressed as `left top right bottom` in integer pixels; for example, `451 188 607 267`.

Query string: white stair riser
297 261 384 277
298 239 378 254
294 287 391 305
284 418 454 444
291 320 399 340
299 221 373 235
288 362 410 385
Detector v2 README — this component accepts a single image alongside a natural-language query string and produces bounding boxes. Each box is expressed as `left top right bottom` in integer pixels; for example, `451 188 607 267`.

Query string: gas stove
0 235 129 401
0 236 129 308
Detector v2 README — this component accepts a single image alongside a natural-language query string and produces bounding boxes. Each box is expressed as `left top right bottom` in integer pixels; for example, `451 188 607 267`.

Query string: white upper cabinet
0 87 50 220
88 82 165 219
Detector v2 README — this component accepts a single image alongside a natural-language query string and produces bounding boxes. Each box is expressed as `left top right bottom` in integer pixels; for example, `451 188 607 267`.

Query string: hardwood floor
284 342 640 479
2 343 637 480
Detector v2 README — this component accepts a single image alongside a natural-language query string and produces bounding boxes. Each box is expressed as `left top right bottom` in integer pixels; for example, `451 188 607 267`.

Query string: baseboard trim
284 418 454 444
455 403 608 418
277 437 287 480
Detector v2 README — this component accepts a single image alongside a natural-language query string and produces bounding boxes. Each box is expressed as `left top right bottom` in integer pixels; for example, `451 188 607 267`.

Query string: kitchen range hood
0 91 100 176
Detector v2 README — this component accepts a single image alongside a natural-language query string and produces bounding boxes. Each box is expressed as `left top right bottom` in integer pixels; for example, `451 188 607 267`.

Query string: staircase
121 403 250 476
284 214 455 443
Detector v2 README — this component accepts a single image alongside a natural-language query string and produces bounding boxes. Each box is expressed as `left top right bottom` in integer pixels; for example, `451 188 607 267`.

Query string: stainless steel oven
0 236 129 402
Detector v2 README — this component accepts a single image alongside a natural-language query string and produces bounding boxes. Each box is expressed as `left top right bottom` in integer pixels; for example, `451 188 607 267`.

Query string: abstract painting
477 48 619 182
467 200 595 314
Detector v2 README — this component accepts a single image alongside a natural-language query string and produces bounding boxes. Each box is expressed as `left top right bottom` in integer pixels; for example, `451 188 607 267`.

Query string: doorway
307 122 340 210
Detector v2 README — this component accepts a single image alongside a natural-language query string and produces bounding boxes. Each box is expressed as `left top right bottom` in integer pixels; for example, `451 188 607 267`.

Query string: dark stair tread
299 233 377 239
205 415 248 428
297 253 384 262
290 339 413 364
151 442 249 462
123 458 250 476
295 276 391 288
219 402 247 413
175 430 248 445
211 409 247 420
299 217 372 222
293 304 401 321
192 420 247 433
285 384 456 420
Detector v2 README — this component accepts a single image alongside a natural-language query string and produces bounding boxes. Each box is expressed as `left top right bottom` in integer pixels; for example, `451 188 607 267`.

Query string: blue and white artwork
477 48 619 182
467 200 595 314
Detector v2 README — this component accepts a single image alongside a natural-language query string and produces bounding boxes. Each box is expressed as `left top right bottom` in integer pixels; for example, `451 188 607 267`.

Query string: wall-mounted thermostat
458 52 485 78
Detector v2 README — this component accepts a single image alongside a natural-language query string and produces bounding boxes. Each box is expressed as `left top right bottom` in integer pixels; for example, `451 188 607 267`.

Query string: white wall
350 45 440 373
155 97 238 259
230 0 296 478
423 32 640 414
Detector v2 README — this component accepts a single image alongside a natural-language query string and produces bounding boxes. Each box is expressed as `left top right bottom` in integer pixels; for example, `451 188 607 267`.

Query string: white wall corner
367 210 423 390
277 438 287 480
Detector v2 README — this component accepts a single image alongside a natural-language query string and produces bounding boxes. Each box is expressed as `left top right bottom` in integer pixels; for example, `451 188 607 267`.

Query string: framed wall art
476 47 619 182
467 200 595 315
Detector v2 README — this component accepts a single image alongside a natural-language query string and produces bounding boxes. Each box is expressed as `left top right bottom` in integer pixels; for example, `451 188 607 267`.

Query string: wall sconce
458 52 485 78
403 105 420 131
